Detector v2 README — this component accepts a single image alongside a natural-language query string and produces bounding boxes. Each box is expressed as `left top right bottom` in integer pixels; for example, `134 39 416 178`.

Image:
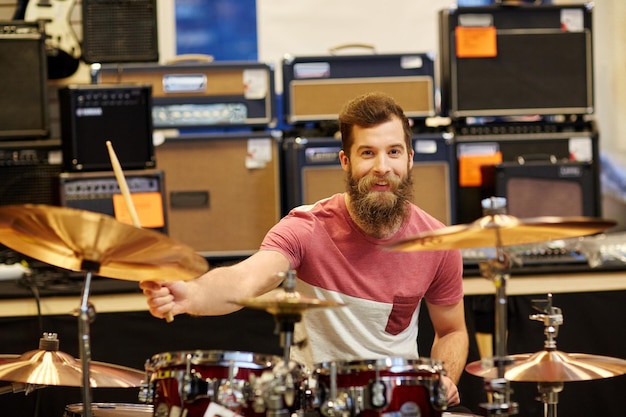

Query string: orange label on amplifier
113 192 165 228
458 152 502 187
455 26 497 58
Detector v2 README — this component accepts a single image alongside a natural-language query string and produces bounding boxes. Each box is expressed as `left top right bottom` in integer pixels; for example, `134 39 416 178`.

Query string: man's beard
347 168 413 237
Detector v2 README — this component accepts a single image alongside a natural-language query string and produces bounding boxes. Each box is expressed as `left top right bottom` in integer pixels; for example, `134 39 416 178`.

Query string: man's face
339 116 414 235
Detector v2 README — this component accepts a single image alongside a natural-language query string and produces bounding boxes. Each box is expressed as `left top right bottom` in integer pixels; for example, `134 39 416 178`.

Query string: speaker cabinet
0 141 63 206
58 84 155 172
494 161 598 218
82 0 158 64
282 132 455 225
0 21 48 139
155 133 282 254
59 170 167 233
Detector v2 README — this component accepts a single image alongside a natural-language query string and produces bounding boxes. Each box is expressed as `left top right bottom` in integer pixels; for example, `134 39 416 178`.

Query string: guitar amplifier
281 131 456 225
282 52 436 125
452 121 600 223
0 140 63 206
98 61 276 129
0 21 49 139
59 170 167 234
494 160 599 218
439 4 594 118
58 84 155 172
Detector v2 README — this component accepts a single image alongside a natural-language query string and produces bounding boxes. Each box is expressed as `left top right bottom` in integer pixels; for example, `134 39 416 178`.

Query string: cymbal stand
274 270 301 364
477 198 518 417
529 294 564 417
77 264 99 417
267 270 301 417
76 217 110 417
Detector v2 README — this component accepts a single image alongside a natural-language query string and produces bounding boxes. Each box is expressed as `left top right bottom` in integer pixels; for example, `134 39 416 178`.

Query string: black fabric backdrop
0 291 624 417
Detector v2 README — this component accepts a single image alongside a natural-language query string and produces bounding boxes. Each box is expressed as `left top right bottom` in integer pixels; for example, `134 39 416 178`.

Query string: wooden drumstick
106 141 175 323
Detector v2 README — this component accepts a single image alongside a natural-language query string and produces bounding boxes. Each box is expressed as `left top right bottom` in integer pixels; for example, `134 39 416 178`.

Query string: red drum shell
147 350 279 417
314 357 445 417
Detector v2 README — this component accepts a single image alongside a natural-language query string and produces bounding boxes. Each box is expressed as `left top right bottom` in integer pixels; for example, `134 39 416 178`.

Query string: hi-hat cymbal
466 350 626 382
0 204 208 281
386 214 616 252
0 351 144 387
234 288 346 315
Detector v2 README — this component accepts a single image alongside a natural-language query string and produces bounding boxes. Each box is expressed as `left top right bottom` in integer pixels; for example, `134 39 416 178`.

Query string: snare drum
146 350 282 417
314 357 447 417
63 403 153 417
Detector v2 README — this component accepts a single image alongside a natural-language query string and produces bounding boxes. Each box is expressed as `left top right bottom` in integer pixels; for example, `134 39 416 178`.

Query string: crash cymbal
0 334 144 388
234 288 346 315
386 214 616 251
466 350 626 382
0 204 208 281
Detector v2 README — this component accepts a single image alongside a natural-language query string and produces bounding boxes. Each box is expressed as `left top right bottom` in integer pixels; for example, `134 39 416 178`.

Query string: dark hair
338 92 412 156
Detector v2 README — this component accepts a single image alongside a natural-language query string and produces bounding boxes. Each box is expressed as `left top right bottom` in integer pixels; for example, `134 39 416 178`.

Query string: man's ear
339 150 350 172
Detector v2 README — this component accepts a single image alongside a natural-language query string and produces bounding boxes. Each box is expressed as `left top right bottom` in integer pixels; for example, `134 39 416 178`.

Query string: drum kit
0 196 624 417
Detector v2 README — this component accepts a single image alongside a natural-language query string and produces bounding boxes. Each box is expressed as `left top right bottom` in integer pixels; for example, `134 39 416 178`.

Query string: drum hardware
146 350 288 417
386 196 617 417
0 204 208 417
319 361 352 417
466 294 626 417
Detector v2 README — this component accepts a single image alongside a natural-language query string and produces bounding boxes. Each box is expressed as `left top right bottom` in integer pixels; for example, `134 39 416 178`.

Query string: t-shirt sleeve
260 209 316 270
423 248 464 305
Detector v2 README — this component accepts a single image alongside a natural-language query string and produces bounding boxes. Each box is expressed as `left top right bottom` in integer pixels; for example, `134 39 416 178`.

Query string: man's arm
142 249 292 318
425 299 469 383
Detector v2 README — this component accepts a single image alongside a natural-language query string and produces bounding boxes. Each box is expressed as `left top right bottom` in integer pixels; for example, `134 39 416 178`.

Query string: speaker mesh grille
82 0 159 64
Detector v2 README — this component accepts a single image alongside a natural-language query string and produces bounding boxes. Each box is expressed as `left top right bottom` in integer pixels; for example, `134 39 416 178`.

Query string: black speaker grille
0 164 62 206
82 0 159 64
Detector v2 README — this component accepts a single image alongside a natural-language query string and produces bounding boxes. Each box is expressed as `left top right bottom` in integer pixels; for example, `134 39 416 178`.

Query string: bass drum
63 403 153 417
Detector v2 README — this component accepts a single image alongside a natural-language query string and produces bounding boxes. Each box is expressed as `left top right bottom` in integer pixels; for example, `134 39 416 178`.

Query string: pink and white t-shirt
260 193 463 368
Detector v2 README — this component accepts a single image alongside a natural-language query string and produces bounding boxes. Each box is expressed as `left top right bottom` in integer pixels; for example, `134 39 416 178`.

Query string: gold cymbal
386 214 616 251
466 350 626 382
0 204 208 281
0 351 144 387
234 288 346 315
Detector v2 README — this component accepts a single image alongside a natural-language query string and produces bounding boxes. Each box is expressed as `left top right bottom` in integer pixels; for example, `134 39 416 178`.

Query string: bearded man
141 92 469 412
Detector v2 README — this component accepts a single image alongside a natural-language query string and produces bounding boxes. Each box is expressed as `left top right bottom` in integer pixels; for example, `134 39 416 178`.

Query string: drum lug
368 380 387 409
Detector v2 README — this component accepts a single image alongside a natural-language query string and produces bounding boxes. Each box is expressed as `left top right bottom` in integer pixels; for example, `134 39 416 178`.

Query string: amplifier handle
328 43 376 55
166 54 215 65
516 154 558 165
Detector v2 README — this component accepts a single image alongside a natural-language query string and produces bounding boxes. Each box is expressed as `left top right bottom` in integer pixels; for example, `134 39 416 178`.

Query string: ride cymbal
386 214 616 252
0 204 208 281
466 350 626 382
234 288 346 315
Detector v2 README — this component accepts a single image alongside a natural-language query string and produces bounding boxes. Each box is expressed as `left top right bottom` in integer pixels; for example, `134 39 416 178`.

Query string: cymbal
466 350 626 382
386 214 616 251
0 204 208 281
234 288 346 315
0 350 144 387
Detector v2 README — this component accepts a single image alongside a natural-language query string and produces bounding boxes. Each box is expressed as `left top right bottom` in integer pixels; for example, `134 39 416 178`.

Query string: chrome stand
477 198 519 417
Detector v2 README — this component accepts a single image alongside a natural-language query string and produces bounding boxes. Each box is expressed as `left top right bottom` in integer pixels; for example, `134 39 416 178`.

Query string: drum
146 350 288 417
63 403 153 417
314 357 447 417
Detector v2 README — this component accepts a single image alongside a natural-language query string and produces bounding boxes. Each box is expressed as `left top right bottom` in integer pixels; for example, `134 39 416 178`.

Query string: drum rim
147 349 279 370
65 402 154 412
314 357 444 374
